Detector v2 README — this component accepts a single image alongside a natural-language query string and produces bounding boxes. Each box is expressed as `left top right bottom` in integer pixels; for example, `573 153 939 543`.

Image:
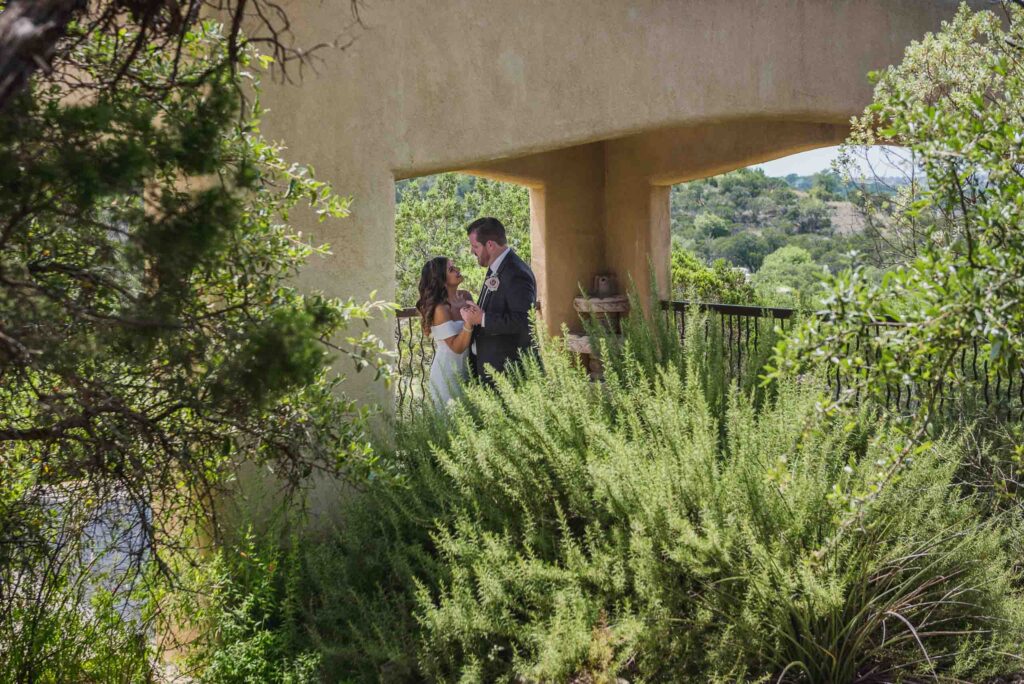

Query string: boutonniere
485 275 500 292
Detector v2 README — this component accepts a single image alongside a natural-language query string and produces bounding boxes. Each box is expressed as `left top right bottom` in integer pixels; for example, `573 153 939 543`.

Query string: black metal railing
823 318 1023 420
394 307 434 416
393 299 1022 419
661 299 1023 419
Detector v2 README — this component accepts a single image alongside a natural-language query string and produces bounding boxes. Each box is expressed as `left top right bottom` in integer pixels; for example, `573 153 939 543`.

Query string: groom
460 217 537 385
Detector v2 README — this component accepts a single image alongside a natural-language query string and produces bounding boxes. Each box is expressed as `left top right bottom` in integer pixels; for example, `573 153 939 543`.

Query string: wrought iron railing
661 299 1023 419
394 307 434 416
822 318 1023 419
393 299 1021 419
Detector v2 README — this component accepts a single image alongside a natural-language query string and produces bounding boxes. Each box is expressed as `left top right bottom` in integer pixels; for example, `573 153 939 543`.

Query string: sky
754 145 912 178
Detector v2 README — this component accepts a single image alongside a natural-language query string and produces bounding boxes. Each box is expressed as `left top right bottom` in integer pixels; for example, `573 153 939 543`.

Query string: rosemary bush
301 311 1023 682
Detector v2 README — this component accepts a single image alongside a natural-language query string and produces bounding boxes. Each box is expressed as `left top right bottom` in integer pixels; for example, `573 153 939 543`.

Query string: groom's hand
462 304 483 326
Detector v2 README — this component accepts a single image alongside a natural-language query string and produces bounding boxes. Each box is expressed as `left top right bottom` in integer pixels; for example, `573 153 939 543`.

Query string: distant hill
670 167 876 273
781 172 909 197
826 200 866 236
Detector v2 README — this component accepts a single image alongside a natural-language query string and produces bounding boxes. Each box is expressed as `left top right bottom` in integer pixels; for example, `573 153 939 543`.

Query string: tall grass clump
302 310 1023 682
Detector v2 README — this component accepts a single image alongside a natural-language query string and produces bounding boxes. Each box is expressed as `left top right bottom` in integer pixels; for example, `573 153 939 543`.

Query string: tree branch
0 0 87 110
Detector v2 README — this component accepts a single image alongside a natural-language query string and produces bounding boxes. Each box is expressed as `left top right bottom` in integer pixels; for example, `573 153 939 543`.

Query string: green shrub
299 408 459 681
0 466 157 683
303 313 1024 682
751 245 826 307
670 246 754 304
587 290 783 423
177 528 321 684
0 577 153 684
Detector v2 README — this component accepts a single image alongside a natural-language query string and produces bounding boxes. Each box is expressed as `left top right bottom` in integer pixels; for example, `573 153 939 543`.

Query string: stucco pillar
531 146 605 336
603 142 672 313
529 139 672 331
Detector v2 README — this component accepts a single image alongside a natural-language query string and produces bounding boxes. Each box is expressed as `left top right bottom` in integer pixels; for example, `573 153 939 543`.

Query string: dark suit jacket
471 249 537 383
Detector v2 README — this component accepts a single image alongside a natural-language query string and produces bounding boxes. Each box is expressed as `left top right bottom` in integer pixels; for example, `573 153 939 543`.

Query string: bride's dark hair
415 256 450 334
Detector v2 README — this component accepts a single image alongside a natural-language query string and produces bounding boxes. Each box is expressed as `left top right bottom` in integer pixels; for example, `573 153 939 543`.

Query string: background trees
394 173 530 306
751 245 826 306
668 167 884 301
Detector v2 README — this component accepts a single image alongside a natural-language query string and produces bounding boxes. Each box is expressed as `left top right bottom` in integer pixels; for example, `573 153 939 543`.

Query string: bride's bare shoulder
431 303 453 325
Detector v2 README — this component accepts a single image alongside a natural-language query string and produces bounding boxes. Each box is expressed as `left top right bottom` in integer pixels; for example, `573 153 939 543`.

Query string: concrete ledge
566 333 593 355
573 295 630 314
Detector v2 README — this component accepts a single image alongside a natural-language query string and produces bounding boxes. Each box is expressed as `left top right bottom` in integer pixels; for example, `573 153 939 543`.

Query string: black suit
471 249 537 384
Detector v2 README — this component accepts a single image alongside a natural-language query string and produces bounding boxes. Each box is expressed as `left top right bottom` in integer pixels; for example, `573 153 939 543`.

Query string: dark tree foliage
0 0 363 110
0 3 385 677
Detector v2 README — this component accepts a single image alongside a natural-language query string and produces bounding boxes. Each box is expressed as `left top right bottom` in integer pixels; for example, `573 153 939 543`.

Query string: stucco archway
256 0 979 398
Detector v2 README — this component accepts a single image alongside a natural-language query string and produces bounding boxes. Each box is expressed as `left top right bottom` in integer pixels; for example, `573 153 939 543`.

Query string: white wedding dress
429 320 469 407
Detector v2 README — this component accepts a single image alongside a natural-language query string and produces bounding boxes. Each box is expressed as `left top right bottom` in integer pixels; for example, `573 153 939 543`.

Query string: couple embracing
414 217 537 407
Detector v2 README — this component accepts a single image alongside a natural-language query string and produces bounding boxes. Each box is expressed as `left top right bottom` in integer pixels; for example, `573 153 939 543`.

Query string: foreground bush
175 527 321 684
301 316 1024 682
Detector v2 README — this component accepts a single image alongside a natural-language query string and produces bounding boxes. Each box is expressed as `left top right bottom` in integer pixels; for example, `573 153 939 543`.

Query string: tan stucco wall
256 0 975 399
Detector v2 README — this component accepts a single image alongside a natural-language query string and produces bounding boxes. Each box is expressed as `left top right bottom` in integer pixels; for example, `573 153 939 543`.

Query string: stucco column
603 142 672 313
531 146 606 336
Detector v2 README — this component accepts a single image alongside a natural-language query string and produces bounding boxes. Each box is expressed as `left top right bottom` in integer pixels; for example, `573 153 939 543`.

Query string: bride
415 256 479 407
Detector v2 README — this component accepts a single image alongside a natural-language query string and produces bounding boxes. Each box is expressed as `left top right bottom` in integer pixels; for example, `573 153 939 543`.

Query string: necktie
473 268 493 356
479 268 493 307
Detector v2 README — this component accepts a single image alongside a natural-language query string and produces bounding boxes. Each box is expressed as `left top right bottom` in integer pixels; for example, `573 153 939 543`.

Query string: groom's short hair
466 217 507 246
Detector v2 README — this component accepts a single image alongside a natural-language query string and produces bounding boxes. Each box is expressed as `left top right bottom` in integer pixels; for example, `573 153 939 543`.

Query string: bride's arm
433 305 473 354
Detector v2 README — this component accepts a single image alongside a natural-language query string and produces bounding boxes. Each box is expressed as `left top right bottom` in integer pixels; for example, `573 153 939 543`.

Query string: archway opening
392 172 532 412
394 173 532 309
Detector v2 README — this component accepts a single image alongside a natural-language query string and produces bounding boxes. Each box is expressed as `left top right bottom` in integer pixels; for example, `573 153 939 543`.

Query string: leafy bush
670 246 754 304
301 311 1024 682
751 245 827 307
774 6 1024 536
301 409 458 681
780 3 1024 425
176 528 321 684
